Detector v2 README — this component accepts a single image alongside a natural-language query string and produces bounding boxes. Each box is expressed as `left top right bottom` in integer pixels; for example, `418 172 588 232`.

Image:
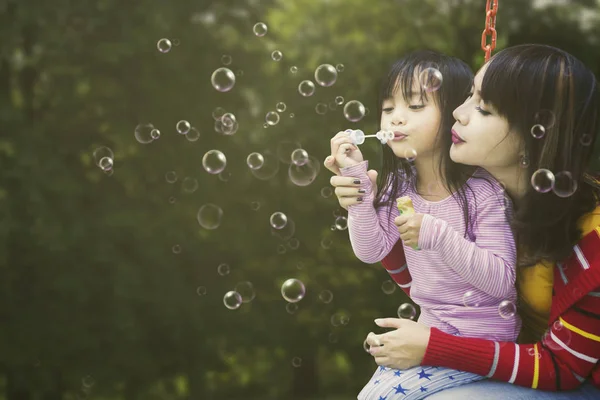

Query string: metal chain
481 0 499 62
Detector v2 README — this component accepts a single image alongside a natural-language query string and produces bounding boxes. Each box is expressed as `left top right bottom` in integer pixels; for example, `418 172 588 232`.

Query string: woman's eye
409 105 425 110
475 106 491 116
383 107 394 112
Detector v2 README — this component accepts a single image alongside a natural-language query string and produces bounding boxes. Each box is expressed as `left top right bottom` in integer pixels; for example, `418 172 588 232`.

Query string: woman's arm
422 287 600 391
381 239 412 297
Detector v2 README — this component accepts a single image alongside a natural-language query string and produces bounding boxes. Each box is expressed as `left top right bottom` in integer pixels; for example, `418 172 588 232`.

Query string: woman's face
450 64 524 170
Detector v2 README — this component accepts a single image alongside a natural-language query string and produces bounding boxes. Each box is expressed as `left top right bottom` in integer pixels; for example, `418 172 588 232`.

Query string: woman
325 44 600 398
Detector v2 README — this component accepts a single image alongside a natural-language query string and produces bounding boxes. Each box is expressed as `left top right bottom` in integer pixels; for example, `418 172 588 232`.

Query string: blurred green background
1 0 600 399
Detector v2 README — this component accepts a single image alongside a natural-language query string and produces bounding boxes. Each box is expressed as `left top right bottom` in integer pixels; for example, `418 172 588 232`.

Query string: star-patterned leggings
357 365 485 400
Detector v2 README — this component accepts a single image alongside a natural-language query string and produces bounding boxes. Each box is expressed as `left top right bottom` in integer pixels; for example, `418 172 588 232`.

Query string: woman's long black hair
374 50 492 238
480 44 600 266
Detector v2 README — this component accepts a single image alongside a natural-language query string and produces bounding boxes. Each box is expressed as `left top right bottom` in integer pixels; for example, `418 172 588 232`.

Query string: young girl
328 50 521 399
364 45 600 398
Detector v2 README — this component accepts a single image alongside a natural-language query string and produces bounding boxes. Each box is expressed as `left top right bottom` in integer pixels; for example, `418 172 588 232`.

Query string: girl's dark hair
481 44 600 266
374 50 488 238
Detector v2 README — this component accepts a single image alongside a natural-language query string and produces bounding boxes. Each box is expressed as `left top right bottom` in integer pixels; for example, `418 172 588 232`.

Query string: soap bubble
186 127 200 142
335 96 344 105
221 113 236 128
552 171 577 198
292 357 302 367
290 66 298 74
253 22 267 37
157 38 172 53
319 290 333 304
291 149 309 166
134 123 155 144
270 212 288 229
98 156 113 172
93 147 114 167
176 120 191 135
298 80 316 97
314 64 338 87
398 303 417 320
247 152 265 170
182 177 198 193
336 64 345 72
343 100 366 122
202 150 227 174
197 204 223 230
196 286 207 296
462 290 480 308
211 67 236 92
266 111 280 126
250 150 280 180
276 102 287 112
381 280 396 294
404 148 418 162
271 218 295 241
419 67 443 92
277 244 287 254
534 109 556 129
271 50 283 61
289 113 295 118
334 216 348 230
165 171 178 183
212 107 226 121
223 291 242 310
498 300 516 319
172 245 181 254
580 134 593 146
217 263 230 276
287 237 300 250
321 187 333 198
531 124 546 139
315 103 328 115
330 310 350 326
235 281 256 303
281 278 306 303
250 201 260 211
221 54 232 65
531 169 555 193
286 302 297 313
289 156 320 186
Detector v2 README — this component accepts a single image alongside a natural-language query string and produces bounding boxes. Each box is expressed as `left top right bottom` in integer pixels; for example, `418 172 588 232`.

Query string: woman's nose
452 105 467 125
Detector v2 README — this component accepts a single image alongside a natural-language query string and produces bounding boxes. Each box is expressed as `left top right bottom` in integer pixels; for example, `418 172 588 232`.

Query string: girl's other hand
330 130 364 169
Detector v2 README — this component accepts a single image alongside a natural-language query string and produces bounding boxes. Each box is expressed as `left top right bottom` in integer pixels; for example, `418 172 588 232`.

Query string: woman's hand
365 318 431 370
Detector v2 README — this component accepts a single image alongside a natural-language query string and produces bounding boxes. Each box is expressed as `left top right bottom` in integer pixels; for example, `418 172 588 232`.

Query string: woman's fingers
330 176 362 187
334 186 364 197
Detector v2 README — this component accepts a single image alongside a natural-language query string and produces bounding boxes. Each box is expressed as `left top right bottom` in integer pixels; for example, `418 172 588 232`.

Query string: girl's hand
395 213 424 250
366 318 431 370
329 130 364 169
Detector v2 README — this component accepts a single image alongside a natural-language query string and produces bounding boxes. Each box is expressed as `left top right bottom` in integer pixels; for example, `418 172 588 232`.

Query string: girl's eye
383 107 394 112
409 105 425 110
475 106 491 116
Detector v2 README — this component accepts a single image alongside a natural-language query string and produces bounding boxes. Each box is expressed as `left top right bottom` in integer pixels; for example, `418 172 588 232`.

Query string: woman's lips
451 129 466 144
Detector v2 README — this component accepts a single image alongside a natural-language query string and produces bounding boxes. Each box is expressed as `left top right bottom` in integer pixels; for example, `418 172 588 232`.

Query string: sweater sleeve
381 239 412 297
339 161 400 264
418 195 517 299
422 286 600 391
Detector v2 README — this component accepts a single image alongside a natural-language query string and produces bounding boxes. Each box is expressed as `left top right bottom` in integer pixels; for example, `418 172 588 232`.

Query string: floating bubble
289 156 320 186
217 263 230 276
82 375 95 388
211 67 236 92
99 157 113 172
196 286 207 296
271 217 296 240
263 123 268 128
277 141 302 164
271 50 283 61
93 147 114 166
276 102 287 112
236 69 244 76
247 152 265 170
168 197 176 204
287 237 300 249
266 111 280 126
172 245 182 254
165 171 178 183
335 96 345 105
419 67 443 92
531 124 546 139
221 54 232 65
291 149 309 166
186 127 200 142
157 38 172 53
321 237 333 249
172 38 180 46
250 201 260 211
290 66 298 74
277 244 287 254
398 303 417 320
223 291 242 310
328 101 337 110
498 300 516 319
286 302 298 313
202 150 227 174
289 113 295 118
315 103 328 115
531 169 555 193
218 171 231 182
222 120 239 136
221 113 237 128
150 128 161 140
212 107 226 121
250 149 280 180
381 280 396 294
281 278 306 303
270 212 288 229
319 290 333 304
253 22 267 37
321 187 333 198
334 216 348 230
314 64 338 87
298 80 316 97
534 109 556 129
403 148 418 162
580 134 593 146
462 290 480 308
336 64 345 72
197 203 223 229
519 155 530 168
330 225 336 231
235 281 256 303
214 120 224 133
182 177 198 193
330 310 350 326
343 100 366 122
291 357 302 367
134 123 155 144
176 120 191 135
552 171 578 198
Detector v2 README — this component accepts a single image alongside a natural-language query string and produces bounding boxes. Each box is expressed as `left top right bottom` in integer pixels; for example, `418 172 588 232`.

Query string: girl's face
381 76 442 160
450 65 523 169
